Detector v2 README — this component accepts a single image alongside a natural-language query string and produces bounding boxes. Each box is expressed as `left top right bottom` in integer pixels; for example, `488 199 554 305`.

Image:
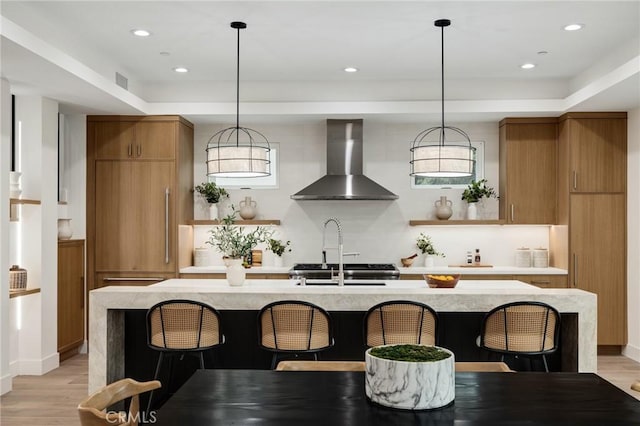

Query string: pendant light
410 19 475 177
206 21 271 178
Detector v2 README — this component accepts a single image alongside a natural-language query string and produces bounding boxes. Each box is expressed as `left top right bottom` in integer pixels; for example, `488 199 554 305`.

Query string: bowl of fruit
424 274 461 288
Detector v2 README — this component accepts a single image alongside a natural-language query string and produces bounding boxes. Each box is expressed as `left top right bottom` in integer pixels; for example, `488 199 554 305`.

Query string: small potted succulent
195 182 229 220
267 238 291 267
365 344 455 410
461 179 497 220
416 233 444 267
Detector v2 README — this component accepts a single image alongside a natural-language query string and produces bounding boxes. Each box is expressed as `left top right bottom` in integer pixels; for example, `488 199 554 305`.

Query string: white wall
1 79 12 395
192 120 550 267
625 107 640 362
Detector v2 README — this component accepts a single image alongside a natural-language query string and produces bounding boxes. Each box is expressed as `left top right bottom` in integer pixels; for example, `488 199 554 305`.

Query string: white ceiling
1 1 639 124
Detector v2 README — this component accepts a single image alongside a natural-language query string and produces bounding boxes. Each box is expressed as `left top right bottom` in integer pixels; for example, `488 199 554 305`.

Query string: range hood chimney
291 119 398 200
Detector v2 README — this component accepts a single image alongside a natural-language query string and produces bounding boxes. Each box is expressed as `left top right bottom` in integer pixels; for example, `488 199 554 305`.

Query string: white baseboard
622 343 640 363
15 352 59 375
10 360 19 377
0 373 12 395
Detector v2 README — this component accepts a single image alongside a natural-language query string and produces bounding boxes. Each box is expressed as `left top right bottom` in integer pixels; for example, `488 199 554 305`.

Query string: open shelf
409 219 506 226
188 219 281 226
9 288 41 299
10 198 41 205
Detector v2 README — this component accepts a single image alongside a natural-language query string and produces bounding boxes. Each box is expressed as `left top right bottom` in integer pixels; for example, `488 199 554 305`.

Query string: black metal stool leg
146 352 164 414
199 352 205 369
271 353 278 370
542 355 549 372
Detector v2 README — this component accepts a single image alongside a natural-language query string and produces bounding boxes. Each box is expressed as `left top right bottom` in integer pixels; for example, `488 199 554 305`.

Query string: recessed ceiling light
173 67 189 73
131 29 151 37
520 63 536 70
344 67 358 73
564 23 584 31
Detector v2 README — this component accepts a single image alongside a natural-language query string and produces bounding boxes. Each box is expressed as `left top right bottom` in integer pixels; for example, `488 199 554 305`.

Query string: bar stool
364 300 438 347
478 301 560 372
258 300 334 369
145 300 224 412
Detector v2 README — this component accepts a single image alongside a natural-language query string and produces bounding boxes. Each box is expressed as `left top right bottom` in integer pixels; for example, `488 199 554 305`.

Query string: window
411 141 484 189
212 143 279 189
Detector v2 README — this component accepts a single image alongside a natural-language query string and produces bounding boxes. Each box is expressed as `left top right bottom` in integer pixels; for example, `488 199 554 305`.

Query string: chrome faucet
322 218 344 285
321 218 360 286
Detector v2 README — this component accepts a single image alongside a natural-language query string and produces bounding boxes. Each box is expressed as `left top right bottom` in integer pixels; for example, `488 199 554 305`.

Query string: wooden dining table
151 369 640 425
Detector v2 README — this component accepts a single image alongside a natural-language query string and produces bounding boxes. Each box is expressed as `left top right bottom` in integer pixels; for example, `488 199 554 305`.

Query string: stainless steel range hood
291 119 398 200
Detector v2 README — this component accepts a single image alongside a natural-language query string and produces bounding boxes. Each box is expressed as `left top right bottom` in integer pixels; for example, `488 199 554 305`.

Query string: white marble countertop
89 278 596 392
180 265 568 275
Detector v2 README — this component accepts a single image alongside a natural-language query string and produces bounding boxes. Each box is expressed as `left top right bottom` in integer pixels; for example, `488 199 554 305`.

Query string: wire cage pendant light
206 21 271 178
410 19 475 178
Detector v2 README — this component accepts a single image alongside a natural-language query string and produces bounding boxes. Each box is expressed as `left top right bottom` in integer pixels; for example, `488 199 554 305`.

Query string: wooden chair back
78 378 161 426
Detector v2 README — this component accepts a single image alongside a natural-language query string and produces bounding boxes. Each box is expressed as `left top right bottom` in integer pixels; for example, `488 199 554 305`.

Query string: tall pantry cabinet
86 116 193 292
555 112 627 347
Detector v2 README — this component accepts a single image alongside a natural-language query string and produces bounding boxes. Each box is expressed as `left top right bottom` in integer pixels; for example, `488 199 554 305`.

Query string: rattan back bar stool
364 300 439 347
258 300 334 369
478 301 560 372
145 300 224 413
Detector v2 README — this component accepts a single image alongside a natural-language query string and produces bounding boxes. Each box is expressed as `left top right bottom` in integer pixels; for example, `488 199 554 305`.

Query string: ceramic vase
57 218 73 240
239 196 257 220
273 255 284 267
434 196 453 220
9 171 21 199
467 202 478 220
226 258 246 286
365 345 455 410
424 255 435 268
209 204 219 220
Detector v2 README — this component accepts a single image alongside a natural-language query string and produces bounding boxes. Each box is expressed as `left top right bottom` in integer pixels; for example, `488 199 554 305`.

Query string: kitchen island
88 278 596 393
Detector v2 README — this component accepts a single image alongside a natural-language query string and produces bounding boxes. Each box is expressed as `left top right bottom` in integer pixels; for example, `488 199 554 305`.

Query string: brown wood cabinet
514 274 567 288
553 112 627 347
87 116 194 293
499 118 557 224
570 194 626 345
58 239 84 361
559 113 626 193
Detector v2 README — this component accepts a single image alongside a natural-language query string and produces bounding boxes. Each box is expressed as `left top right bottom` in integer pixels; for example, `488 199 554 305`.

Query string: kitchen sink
296 281 386 286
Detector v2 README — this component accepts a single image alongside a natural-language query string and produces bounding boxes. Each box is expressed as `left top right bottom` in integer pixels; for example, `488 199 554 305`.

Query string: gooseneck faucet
322 218 345 286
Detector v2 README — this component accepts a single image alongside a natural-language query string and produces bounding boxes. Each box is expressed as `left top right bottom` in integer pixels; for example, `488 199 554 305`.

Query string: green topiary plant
416 233 444 257
267 238 291 257
461 179 497 203
370 344 451 362
195 182 229 204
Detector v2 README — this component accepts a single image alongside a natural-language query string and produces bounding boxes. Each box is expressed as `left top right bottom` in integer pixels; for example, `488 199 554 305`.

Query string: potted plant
206 207 273 286
416 233 444 267
461 179 497 220
195 182 229 220
267 238 291 267
365 344 455 410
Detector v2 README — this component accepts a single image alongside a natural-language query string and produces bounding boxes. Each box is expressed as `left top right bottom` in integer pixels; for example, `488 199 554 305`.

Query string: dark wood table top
153 370 640 425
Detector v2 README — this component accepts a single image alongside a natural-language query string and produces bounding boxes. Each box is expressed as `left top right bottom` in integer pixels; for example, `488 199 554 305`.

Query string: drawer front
515 274 568 288
95 272 175 287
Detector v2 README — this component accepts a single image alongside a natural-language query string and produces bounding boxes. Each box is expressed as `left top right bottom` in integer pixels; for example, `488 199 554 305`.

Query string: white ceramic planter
226 258 246 286
365 345 455 410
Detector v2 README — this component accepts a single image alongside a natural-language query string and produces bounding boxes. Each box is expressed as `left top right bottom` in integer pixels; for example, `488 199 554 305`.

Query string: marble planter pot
365 345 455 410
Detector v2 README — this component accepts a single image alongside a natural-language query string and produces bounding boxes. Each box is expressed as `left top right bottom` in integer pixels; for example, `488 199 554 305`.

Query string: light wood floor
1 354 639 425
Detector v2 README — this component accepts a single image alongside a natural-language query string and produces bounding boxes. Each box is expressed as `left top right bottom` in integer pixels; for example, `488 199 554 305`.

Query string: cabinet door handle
573 253 578 287
165 187 170 264
128 144 132 157
510 204 514 222
572 170 577 190
80 276 84 309
137 144 142 157
530 280 550 285
103 277 164 282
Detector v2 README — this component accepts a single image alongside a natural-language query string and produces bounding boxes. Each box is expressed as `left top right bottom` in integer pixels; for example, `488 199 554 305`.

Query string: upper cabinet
498 118 558 224
89 117 177 160
558 113 627 194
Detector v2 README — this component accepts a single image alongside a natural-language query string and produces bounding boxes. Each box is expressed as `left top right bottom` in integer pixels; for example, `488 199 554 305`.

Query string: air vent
115 72 128 90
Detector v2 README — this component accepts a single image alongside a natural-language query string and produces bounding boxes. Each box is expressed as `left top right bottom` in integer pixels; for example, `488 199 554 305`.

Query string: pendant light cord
236 24 240 145
440 23 445 144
